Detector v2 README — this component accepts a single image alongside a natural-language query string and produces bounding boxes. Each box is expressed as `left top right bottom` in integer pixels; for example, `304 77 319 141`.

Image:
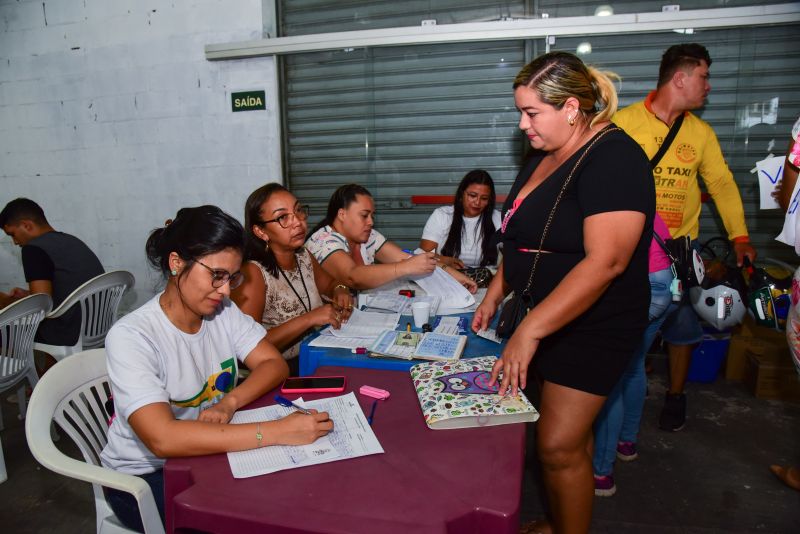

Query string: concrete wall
0 0 282 310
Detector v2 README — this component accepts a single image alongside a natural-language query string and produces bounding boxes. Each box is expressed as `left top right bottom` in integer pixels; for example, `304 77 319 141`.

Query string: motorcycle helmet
744 258 794 330
689 257 747 331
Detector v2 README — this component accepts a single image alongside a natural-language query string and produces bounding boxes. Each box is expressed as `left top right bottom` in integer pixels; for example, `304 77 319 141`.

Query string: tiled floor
1 364 798 533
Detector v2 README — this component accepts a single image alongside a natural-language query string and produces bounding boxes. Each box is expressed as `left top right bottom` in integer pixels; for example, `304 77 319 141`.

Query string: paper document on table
476 328 503 344
227 399 339 478
412 267 475 310
438 287 485 315
308 331 372 350
227 392 383 478
329 308 400 338
363 292 411 314
433 316 464 335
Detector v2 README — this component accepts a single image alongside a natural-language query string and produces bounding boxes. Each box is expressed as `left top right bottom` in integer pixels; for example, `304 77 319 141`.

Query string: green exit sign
232 90 266 112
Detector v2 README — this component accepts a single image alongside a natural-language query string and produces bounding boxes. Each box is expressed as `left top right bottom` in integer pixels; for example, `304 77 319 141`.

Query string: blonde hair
513 52 619 128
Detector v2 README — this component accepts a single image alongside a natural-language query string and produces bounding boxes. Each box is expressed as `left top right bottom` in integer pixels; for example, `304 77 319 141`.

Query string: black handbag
496 127 620 338
462 266 493 288
496 290 533 338
653 233 702 287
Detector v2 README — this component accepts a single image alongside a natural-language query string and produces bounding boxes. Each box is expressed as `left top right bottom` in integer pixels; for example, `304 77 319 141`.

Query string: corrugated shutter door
283 40 528 248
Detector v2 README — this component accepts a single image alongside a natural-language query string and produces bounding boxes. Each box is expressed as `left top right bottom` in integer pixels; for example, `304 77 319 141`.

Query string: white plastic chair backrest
0 293 52 377
25 348 164 534
48 271 135 350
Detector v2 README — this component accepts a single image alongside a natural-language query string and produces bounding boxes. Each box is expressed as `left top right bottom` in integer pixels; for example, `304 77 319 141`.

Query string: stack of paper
413 267 475 310
363 292 411 314
363 292 442 316
329 308 400 338
308 308 401 350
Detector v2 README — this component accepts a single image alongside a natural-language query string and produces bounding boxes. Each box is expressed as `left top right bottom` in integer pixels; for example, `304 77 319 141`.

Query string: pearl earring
568 115 576 126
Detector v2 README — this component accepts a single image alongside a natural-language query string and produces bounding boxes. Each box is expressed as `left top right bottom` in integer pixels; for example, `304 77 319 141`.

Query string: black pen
367 399 378 425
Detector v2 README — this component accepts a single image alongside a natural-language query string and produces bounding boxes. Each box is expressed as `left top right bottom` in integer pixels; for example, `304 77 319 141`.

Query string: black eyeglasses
195 260 244 290
261 205 310 229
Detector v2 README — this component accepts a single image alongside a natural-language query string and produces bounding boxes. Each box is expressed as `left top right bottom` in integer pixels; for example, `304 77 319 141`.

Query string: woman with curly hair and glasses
232 184 354 372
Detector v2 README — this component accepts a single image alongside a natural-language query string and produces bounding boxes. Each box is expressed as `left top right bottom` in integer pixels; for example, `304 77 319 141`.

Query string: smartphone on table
280 376 347 394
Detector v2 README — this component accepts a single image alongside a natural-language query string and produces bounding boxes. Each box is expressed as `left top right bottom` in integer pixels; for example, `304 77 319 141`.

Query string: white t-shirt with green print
101 293 265 474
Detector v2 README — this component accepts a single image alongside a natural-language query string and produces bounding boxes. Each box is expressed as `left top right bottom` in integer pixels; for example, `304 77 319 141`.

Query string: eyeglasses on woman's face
195 259 244 290
261 205 310 229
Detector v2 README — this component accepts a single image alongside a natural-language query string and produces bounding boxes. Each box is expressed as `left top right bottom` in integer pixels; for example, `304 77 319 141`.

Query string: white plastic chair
34 271 135 361
25 348 164 534
0 293 52 430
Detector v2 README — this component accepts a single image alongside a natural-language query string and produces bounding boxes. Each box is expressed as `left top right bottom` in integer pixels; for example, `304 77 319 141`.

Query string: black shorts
532 327 642 396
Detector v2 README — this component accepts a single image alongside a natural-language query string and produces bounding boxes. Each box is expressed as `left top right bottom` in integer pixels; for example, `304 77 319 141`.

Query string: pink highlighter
359 385 390 400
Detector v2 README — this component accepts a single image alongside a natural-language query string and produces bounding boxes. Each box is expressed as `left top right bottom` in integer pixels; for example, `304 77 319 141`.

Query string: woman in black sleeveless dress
472 52 654 533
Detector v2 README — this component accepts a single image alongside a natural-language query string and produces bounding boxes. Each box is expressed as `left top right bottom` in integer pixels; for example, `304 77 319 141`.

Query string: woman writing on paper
101 206 333 531
231 183 355 372
306 183 477 292
471 52 653 533
419 169 502 287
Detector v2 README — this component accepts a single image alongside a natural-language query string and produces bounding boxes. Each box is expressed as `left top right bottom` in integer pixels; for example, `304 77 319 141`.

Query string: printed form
329 308 400 338
227 392 384 478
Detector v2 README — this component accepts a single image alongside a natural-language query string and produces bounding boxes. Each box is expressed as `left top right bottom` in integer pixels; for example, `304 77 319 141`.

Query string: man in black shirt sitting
1 198 104 346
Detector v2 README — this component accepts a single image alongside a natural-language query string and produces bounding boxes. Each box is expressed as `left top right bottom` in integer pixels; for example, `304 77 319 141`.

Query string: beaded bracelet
333 283 349 292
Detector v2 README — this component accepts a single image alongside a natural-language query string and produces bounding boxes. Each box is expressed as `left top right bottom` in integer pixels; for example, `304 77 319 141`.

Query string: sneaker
594 474 617 497
616 441 638 461
659 392 686 432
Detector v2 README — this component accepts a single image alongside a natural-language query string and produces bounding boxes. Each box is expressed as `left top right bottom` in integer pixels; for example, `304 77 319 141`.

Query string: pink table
164 366 526 534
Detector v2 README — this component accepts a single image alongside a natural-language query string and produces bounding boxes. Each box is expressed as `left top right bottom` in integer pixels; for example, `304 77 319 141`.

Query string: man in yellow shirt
615 43 756 432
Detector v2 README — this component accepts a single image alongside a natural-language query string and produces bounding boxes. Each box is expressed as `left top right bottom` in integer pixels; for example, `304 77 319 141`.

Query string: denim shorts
648 267 674 322
660 291 704 345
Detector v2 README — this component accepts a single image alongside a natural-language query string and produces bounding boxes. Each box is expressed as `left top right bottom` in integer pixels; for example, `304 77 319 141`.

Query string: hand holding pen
275 395 314 414
270 395 333 445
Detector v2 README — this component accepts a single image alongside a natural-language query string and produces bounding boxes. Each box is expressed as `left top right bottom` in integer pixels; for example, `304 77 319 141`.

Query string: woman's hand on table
332 285 354 322
471 299 499 332
490 333 540 397
447 268 478 294
310 303 345 329
437 254 465 270
272 410 334 445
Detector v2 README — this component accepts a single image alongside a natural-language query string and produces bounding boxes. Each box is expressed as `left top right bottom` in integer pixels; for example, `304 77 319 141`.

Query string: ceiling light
594 5 614 17
576 42 592 55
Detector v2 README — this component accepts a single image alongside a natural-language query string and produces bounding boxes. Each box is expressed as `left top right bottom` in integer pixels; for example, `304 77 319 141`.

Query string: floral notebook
409 356 539 430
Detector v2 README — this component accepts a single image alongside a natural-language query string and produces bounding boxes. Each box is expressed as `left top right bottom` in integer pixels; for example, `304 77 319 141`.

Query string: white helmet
689 284 746 331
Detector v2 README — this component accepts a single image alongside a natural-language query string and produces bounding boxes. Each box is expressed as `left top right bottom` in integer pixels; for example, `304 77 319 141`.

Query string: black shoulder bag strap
650 113 685 169
652 231 677 264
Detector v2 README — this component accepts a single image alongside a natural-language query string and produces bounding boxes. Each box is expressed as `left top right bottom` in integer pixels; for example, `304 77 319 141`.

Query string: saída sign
232 90 266 112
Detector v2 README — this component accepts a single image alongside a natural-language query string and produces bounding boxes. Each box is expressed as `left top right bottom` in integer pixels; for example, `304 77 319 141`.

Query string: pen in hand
274 395 313 415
